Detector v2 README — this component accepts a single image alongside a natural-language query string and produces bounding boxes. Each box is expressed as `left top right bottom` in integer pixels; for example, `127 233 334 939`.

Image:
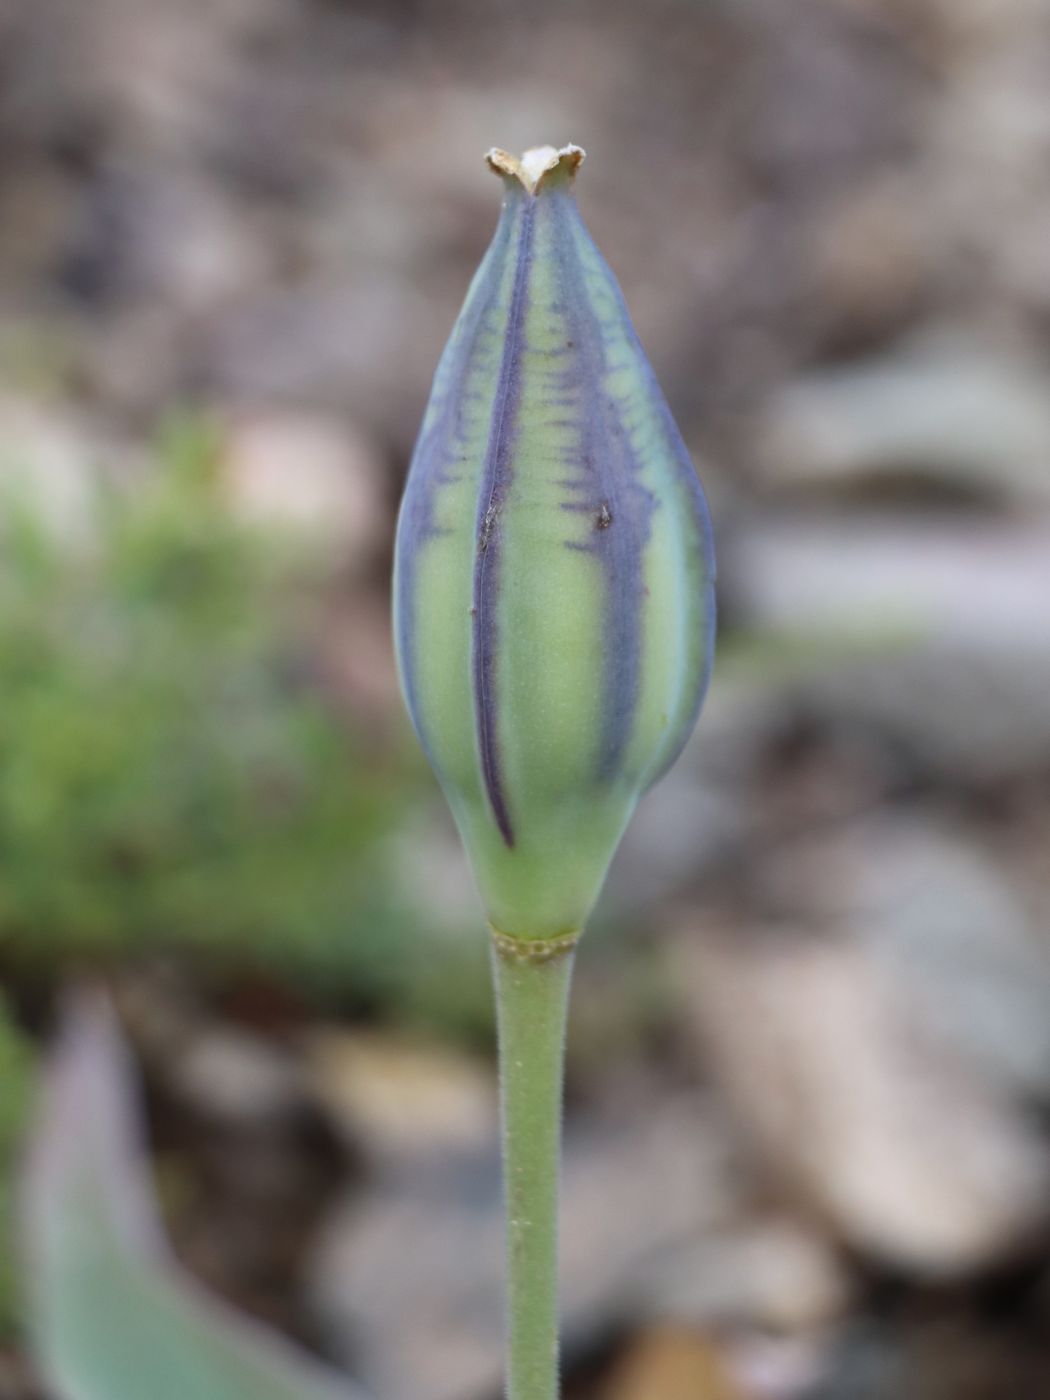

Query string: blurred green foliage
0 420 479 1012
0 994 33 1334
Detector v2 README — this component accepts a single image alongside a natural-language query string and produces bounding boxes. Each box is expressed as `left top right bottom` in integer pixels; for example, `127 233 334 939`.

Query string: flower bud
394 144 715 942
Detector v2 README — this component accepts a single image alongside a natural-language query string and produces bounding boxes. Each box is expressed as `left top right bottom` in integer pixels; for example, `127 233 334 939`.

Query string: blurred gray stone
756 340 1050 505
638 1217 849 1334
220 409 386 572
675 923 1050 1275
727 515 1050 779
172 1026 306 1130
852 819 1050 1099
732 515 1050 642
755 814 1050 1094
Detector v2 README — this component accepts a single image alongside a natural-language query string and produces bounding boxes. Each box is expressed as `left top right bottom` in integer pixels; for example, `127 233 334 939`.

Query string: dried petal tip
485 143 585 194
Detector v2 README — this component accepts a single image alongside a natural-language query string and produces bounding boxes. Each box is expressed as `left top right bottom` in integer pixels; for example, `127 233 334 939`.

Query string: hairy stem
490 933 577 1400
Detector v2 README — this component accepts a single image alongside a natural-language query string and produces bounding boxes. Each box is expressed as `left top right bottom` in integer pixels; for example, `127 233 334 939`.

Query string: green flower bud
394 144 715 942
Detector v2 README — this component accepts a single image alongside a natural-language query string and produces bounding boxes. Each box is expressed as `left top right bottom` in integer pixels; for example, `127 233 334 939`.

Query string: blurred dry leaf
602 1327 743 1400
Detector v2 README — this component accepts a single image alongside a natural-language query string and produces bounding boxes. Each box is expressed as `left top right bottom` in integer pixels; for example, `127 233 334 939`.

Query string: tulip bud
394 144 715 942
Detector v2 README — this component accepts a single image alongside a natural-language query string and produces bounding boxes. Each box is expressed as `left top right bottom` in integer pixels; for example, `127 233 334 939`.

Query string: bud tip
485 143 585 193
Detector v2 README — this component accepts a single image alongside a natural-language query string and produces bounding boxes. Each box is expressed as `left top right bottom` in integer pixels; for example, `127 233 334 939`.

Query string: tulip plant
394 144 715 1400
21 143 714 1400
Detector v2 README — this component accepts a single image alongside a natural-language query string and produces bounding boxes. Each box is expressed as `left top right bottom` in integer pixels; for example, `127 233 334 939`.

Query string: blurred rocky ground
2 0 1050 1397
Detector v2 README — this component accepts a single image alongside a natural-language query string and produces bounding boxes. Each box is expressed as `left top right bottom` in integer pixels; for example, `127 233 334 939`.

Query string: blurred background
3 0 1050 1396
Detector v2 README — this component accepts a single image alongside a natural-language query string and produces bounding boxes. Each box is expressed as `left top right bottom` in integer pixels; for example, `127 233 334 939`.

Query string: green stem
490 933 577 1400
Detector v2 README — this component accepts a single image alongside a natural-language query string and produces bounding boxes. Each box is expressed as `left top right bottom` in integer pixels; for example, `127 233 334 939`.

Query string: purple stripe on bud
545 191 656 781
471 196 536 847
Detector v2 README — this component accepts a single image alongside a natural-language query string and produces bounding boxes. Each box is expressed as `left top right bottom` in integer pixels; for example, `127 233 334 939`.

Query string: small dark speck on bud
595 502 612 530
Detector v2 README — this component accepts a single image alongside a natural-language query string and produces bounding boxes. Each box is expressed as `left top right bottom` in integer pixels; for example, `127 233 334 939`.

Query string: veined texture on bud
394 144 715 942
